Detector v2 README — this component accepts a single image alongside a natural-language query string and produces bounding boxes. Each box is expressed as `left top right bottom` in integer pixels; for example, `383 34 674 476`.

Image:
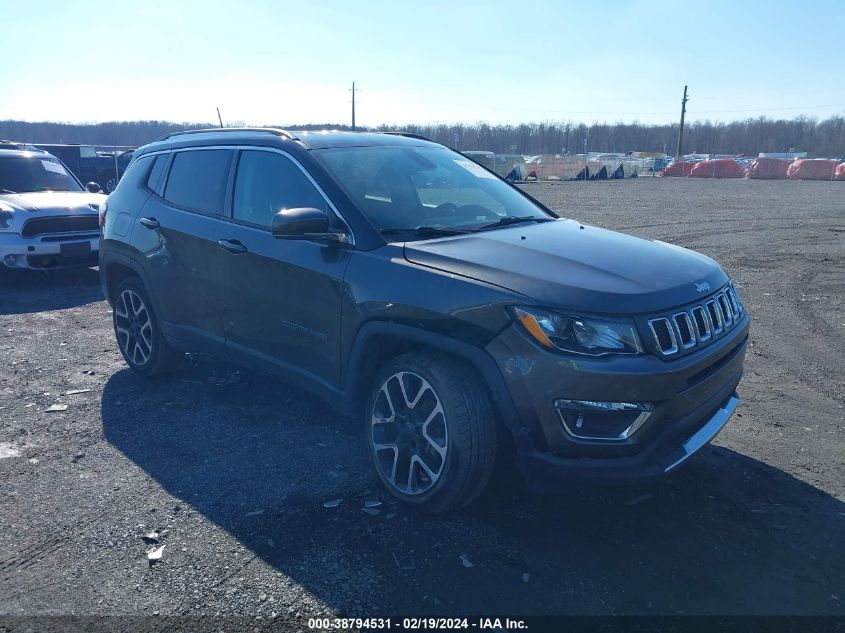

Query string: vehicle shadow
0 266 103 314
101 362 844 616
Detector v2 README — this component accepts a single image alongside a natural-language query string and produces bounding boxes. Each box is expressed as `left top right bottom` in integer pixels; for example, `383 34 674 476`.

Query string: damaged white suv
0 144 105 270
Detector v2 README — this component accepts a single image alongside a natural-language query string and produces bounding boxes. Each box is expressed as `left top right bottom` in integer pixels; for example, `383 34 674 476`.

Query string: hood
403 219 729 314
0 191 106 214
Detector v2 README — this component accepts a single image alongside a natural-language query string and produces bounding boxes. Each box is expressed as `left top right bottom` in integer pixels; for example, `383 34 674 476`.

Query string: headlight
0 205 13 230
512 306 643 356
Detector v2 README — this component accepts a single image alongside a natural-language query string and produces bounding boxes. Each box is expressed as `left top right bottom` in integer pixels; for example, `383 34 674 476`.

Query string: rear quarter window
146 154 168 193
113 154 155 192
163 149 232 215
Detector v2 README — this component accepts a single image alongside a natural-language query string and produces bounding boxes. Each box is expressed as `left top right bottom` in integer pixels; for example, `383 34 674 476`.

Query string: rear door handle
217 238 248 254
139 217 160 230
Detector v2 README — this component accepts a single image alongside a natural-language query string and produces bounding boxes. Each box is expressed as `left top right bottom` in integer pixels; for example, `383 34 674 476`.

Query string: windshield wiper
0 188 16 194
472 216 553 231
379 225 472 238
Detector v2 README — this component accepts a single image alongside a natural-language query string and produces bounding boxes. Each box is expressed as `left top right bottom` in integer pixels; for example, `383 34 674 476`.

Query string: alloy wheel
370 371 448 495
114 289 153 366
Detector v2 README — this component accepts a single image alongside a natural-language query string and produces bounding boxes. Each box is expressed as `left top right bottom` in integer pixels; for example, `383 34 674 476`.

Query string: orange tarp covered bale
834 163 845 181
689 159 746 179
745 157 790 180
661 161 695 177
787 159 839 181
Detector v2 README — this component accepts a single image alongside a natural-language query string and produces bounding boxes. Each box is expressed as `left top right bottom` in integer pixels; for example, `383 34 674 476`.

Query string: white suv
0 145 105 270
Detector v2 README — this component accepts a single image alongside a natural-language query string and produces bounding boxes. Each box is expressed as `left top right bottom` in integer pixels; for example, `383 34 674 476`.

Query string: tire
99 171 117 193
366 352 497 513
112 276 183 376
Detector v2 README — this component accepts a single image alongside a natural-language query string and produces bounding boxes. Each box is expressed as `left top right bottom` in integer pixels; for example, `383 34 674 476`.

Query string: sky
3 0 844 127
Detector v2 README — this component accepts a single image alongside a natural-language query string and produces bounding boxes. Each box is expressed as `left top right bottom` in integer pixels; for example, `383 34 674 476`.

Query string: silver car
0 146 105 270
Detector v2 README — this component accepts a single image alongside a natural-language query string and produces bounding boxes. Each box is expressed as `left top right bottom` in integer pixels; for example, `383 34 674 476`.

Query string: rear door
133 147 233 353
216 147 352 386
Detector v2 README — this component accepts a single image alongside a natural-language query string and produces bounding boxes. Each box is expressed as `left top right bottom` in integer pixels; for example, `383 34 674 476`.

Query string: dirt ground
0 178 842 622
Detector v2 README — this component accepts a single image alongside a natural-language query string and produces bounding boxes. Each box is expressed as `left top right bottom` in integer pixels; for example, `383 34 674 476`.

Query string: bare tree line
2 115 844 157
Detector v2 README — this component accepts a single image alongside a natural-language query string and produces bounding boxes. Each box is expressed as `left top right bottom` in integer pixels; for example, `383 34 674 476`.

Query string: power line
449 103 845 117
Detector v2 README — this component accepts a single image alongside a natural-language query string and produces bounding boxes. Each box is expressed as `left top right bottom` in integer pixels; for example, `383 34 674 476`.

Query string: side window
232 151 329 228
163 149 232 215
146 154 168 193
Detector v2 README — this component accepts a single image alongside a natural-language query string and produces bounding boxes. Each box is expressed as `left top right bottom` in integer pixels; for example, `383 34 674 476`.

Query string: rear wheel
112 277 183 376
366 353 496 512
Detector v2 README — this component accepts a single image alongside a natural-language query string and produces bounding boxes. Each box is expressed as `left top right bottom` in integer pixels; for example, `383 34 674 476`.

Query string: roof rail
381 131 434 142
155 127 299 142
0 140 42 151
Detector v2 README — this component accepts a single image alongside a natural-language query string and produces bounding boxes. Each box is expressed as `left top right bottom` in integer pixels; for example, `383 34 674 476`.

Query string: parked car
0 145 104 270
99 128 749 512
34 144 134 193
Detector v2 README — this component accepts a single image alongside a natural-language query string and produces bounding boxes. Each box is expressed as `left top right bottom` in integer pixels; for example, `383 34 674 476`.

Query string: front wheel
112 277 183 376
366 353 497 513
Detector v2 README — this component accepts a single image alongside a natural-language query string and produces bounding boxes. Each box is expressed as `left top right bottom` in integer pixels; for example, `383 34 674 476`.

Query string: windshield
315 146 552 238
0 155 83 193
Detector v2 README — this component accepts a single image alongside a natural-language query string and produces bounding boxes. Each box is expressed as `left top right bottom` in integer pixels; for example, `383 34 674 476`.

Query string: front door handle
139 217 160 230
217 238 248 254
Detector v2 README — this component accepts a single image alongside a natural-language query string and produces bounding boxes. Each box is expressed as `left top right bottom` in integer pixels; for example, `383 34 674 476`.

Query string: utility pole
350 82 357 131
217 107 224 128
676 85 689 160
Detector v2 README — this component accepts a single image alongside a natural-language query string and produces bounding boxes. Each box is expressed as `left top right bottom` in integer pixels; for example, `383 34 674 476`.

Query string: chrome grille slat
691 306 712 342
672 312 696 349
647 317 678 355
647 285 743 356
706 300 724 335
717 293 733 327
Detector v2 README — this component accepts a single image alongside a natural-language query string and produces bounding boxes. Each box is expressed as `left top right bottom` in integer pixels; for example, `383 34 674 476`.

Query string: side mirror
85 182 102 193
271 207 350 244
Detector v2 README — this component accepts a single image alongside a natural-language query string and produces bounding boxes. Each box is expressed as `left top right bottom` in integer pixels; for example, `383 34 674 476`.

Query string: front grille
648 285 744 357
21 215 99 237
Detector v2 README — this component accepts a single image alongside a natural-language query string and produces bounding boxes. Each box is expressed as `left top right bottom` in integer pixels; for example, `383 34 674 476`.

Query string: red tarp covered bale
689 159 746 179
787 159 839 181
745 157 790 180
834 163 845 181
661 161 695 177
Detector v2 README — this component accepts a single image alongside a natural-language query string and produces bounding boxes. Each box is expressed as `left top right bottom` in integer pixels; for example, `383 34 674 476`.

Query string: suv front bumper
0 232 99 270
486 313 749 490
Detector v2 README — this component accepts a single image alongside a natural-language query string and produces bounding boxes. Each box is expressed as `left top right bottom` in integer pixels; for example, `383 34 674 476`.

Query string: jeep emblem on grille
694 281 711 293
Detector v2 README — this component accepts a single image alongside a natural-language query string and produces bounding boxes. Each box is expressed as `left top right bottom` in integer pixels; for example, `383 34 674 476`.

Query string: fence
473 154 665 181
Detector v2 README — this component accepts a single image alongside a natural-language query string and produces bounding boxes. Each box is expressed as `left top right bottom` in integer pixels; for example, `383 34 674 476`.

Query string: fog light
554 399 653 441
4 254 17 266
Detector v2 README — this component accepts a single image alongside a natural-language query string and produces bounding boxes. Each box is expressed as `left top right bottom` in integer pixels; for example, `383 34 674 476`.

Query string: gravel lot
0 178 843 622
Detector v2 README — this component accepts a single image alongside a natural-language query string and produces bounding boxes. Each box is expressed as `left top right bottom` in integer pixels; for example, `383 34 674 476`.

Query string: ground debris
141 532 160 544
45 404 67 412
65 388 92 395
362 507 381 516
147 545 165 564
323 498 342 509
459 554 474 568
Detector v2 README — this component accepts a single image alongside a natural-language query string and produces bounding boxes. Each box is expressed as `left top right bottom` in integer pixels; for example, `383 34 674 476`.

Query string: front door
216 148 352 387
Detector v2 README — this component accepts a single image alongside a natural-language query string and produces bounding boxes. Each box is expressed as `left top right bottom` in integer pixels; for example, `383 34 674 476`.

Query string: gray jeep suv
99 128 749 512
